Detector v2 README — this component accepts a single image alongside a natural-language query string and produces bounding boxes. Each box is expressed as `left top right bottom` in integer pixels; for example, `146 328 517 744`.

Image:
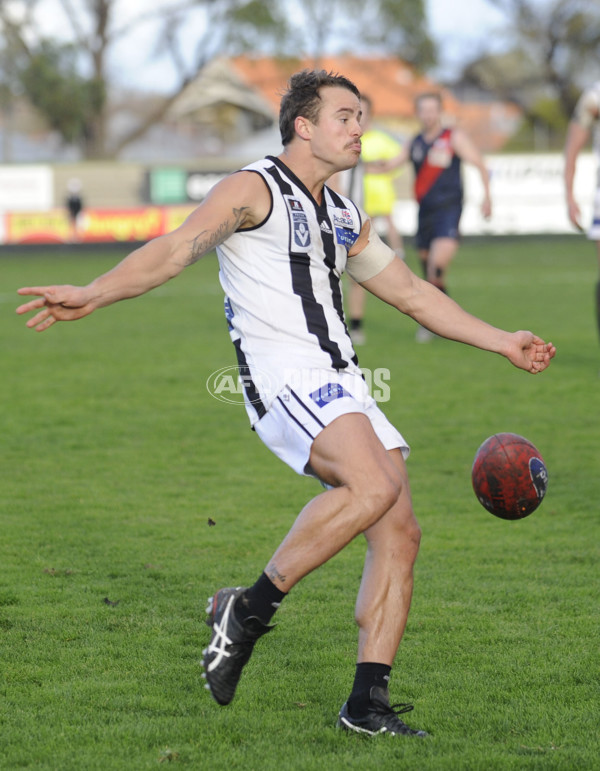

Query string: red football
471 433 548 520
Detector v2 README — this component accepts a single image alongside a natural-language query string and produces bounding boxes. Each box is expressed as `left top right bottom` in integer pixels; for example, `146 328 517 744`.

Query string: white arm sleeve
345 226 396 283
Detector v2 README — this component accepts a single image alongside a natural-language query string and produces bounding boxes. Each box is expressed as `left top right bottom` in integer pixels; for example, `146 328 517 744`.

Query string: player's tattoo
266 564 287 585
186 206 250 265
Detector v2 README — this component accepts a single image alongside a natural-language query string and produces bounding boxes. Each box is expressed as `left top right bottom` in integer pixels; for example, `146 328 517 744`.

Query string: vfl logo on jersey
284 195 311 252
309 382 352 408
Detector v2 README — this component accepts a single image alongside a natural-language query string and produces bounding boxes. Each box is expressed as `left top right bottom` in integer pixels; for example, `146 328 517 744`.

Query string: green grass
1 237 598 770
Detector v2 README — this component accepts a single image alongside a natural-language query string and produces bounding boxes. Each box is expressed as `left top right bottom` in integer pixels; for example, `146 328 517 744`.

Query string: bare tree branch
56 0 89 47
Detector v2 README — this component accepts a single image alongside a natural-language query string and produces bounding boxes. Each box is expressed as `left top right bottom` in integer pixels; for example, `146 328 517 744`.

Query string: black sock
347 662 392 718
433 266 449 295
350 318 363 331
235 572 286 624
595 280 600 342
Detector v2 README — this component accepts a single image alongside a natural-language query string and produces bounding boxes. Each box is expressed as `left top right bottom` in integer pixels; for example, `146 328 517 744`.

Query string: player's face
417 97 442 133
309 86 363 171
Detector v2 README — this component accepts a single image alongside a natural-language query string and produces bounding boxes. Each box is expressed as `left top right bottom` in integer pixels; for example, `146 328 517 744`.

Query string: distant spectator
65 178 84 242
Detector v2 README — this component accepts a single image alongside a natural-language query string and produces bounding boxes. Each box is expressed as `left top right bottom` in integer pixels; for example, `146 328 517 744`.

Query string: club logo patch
529 457 548 500
309 382 352 408
285 196 311 252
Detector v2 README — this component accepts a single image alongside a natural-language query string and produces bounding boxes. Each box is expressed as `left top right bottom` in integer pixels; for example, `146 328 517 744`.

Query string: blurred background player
65 178 85 243
333 95 404 345
378 92 492 342
564 80 600 347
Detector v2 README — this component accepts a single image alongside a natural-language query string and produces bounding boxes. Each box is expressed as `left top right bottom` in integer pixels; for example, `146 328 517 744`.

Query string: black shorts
416 201 462 251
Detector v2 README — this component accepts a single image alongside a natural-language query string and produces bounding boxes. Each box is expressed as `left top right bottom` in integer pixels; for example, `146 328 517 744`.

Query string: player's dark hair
279 69 360 146
415 92 442 109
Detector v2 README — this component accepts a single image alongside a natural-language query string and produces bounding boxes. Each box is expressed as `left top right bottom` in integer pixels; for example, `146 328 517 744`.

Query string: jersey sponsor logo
335 227 359 250
309 382 353 408
332 208 354 229
284 195 311 251
320 219 333 234
428 142 452 168
332 206 357 250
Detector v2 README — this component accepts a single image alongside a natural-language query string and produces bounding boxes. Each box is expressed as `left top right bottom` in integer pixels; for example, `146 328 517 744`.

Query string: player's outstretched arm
354 238 555 374
16 172 270 332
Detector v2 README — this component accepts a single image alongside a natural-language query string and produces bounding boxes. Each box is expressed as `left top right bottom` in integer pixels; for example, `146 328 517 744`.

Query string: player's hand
16 285 96 332
504 331 556 374
567 198 584 232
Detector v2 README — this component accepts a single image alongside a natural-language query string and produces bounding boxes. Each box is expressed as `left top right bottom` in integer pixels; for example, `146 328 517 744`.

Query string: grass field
1 238 599 770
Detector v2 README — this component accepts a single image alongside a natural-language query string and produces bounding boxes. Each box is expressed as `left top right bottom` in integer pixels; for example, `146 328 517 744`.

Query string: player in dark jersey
377 93 492 340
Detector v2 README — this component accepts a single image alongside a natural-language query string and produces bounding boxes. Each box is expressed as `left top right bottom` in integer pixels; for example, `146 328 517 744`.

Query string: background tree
456 0 600 149
280 0 435 70
0 0 434 160
0 0 287 159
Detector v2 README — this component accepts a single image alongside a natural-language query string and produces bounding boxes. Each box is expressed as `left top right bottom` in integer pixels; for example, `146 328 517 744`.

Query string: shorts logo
285 195 311 252
309 382 352 408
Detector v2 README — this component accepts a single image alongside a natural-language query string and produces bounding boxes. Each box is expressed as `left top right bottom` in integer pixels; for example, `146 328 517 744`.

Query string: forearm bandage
345 227 396 283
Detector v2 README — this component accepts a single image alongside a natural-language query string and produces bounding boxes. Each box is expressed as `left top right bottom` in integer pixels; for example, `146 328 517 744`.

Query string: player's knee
386 517 422 569
374 476 402 517
356 471 403 529
404 519 422 557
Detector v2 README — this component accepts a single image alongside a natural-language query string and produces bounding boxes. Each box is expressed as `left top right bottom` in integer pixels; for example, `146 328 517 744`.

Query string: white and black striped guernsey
216 155 364 425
